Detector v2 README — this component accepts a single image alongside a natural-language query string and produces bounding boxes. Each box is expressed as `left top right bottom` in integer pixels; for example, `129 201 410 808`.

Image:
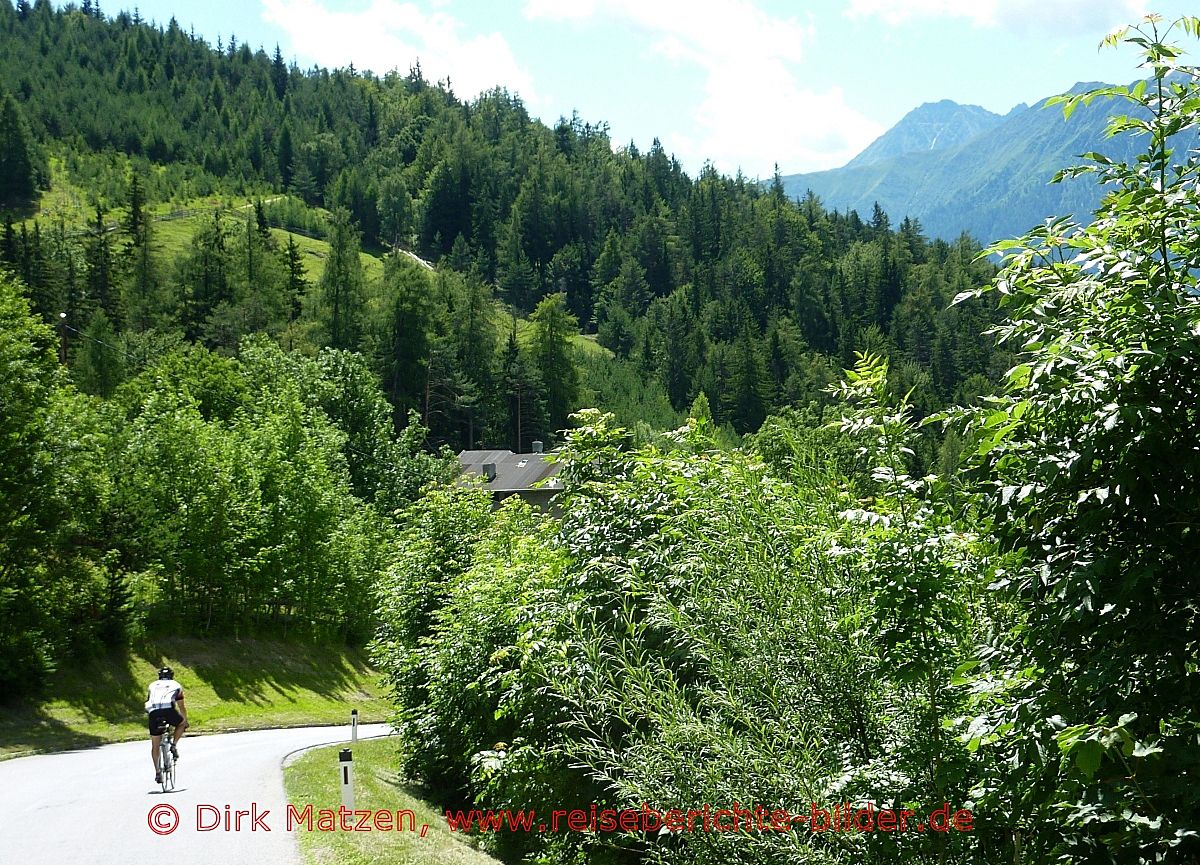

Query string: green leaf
951 659 981 686
1074 740 1104 778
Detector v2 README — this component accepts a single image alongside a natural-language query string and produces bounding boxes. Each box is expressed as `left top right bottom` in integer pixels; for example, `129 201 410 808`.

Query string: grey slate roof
458 449 563 493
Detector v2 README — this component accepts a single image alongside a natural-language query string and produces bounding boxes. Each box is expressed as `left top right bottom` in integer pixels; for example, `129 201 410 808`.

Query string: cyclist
145 666 188 785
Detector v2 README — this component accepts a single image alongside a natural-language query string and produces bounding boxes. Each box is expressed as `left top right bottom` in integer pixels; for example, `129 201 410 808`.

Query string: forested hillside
0 0 998 707
0 0 1001 456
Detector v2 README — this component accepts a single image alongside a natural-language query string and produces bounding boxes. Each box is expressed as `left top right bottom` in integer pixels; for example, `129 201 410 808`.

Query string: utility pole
246 212 254 287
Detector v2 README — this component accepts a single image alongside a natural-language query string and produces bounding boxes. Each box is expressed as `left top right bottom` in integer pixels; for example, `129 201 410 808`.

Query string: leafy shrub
0 275 123 697
543 374 998 865
944 17 1200 863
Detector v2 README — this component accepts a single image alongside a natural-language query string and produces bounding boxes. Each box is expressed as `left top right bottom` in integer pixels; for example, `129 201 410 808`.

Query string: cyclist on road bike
146 666 188 785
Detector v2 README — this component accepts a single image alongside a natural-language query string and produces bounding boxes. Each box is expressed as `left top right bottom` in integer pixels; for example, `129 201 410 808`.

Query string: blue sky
127 0 1196 177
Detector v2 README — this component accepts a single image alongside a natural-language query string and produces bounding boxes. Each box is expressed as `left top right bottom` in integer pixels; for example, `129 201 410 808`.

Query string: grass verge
0 637 388 761
284 736 501 865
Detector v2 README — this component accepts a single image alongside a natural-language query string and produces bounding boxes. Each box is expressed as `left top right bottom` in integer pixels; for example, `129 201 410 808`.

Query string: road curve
0 723 391 865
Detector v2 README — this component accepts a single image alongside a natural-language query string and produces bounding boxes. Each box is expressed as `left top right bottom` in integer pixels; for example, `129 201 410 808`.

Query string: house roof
458 449 562 493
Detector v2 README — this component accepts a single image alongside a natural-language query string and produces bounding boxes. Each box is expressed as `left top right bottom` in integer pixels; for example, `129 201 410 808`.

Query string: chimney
531 440 544 454
482 463 497 481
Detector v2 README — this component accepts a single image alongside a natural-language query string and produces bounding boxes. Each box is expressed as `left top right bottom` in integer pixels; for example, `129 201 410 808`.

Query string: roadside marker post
339 748 355 811
351 708 358 743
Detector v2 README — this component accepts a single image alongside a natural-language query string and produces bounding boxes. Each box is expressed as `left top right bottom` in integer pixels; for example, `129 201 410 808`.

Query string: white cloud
845 0 1146 30
522 0 596 21
523 0 882 176
261 0 538 104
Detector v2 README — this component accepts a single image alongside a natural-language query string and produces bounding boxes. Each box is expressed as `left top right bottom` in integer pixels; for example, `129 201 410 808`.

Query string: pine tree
689 391 713 425
365 95 378 147
18 220 56 320
85 207 118 326
72 309 124 396
51 218 85 339
378 172 411 247
589 230 623 311
376 255 432 426
723 327 768 433
124 173 144 239
419 159 470 257
290 157 316 204
632 212 672 297
596 300 634 356
178 212 231 340
124 219 160 332
660 293 695 410
511 161 552 282
282 235 306 322
320 209 365 350
610 255 650 315
494 327 547 452
528 291 579 435
16 222 31 285
452 273 496 391
254 199 270 239
1 217 16 267
454 370 482 451
422 335 463 443
277 123 293 188
243 212 256 289
271 45 288 100
0 92 37 206
497 224 538 311
770 163 787 203
548 243 591 327
221 211 288 339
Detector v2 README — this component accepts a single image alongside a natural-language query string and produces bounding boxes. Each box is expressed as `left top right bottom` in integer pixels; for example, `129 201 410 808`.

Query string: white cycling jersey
145 679 183 712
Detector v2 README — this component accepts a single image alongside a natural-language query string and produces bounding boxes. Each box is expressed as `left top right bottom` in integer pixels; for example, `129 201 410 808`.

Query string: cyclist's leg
170 708 185 756
149 708 168 774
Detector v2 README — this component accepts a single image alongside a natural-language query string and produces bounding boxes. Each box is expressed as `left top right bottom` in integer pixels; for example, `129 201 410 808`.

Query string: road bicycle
156 722 177 793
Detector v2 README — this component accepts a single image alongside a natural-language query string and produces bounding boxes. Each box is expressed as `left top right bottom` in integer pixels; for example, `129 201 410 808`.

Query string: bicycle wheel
160 737 173 793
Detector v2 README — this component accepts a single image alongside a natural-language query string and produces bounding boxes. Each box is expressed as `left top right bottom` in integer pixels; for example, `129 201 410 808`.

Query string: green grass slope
284 736 501 865
0 638 389 761
23 159 386 286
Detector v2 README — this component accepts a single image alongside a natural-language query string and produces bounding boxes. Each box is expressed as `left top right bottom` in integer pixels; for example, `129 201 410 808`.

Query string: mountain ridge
843 99 1002 169
781 80 1172 244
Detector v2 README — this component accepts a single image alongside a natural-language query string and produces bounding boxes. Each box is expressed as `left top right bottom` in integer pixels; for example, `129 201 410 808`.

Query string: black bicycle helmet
158 667 174 680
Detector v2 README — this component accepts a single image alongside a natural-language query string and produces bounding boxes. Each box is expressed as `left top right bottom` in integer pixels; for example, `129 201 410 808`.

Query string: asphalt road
0 723 391 865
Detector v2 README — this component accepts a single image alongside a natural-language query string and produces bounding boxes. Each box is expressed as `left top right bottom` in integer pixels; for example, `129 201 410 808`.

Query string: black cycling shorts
148 707 183 735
